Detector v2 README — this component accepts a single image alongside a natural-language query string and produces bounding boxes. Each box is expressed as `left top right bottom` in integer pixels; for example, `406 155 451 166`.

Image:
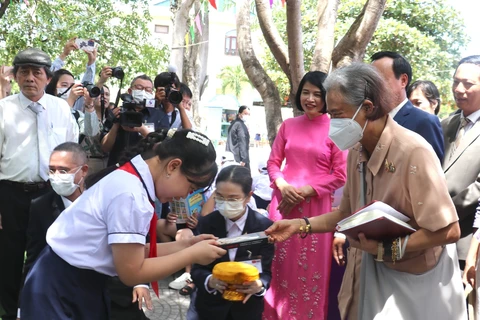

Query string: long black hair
45 69 74 96
216 165 252 196
85 129 218 190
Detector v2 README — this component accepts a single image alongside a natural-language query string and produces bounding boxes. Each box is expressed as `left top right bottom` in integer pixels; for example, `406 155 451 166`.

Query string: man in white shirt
0 48 78 320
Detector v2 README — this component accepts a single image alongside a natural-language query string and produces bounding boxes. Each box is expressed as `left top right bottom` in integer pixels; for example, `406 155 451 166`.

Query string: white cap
258 159 267 172
222 151 235 162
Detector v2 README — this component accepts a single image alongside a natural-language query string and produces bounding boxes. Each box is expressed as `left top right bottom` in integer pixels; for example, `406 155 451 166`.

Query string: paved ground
144 272 191 320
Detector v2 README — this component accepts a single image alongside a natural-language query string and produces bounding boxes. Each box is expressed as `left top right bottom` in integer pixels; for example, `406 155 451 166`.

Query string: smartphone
75 38 98 52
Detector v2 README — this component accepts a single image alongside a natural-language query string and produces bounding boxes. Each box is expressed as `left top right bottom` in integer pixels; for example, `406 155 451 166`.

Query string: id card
239 255 263 273
145 123 155 133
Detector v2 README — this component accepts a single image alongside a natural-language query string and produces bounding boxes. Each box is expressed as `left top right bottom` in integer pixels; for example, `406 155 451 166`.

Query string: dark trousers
0 181 50 320
108 277 149 320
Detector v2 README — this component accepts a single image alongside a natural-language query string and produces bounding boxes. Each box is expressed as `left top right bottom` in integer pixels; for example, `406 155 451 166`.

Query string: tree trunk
0 0 11 20
331 0 387 69
182 0 208 128
255 0 289 78
310 0 340 72
237 0 283 146
286 0 305 117
170 0 196 80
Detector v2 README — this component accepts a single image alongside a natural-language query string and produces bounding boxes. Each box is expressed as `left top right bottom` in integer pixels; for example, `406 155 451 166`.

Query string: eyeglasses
48 166 82 175
214 195 245 203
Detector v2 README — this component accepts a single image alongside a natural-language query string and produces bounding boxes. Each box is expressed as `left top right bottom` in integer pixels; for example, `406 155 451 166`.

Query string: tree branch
310 0 340 72
286 0 304 115
255 0 290 79
237 0 283 145
331 0 387 69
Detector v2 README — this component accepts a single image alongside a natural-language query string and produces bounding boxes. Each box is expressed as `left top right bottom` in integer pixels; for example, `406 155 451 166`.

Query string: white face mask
216 198 246 220
56 87 70 100
48 167 83 197
241 115 250 122
132 90 154 103
328 103 368 151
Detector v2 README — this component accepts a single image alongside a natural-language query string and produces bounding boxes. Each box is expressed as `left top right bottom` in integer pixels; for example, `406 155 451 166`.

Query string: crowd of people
0 37 479 320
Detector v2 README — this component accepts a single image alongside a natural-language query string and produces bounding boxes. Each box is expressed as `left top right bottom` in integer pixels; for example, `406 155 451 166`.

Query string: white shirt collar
130 155 156 202
462 109 480 124
388 98 408 119
61 196 73 209
225 208 249 233
19 91 47 110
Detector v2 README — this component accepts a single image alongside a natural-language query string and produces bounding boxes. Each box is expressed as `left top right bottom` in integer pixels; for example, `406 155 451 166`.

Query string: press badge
145 123 155 133
239 255 263 273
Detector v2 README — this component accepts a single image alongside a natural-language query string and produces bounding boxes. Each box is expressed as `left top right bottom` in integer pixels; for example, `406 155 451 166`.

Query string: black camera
114 93 153 127
155 71 183 105
165 85 183 104
111 67 124 80
82 82 101 98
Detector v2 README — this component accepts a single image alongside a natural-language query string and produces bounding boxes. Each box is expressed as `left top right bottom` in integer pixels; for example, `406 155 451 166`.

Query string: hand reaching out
265 219 302 243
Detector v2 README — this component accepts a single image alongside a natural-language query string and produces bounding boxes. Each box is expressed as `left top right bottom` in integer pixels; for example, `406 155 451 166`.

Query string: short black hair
295 71 327 113
238 106 249 114
154 72 180 89
371 51 412 90
52 142 87 166
216 165 252 196
45 69 74 96
130 74 153 88
180 83 192 98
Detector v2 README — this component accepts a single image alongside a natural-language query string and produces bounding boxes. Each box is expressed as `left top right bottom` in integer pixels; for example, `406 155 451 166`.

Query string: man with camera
100 74 169 166
154 72 192 130
0 48 78 320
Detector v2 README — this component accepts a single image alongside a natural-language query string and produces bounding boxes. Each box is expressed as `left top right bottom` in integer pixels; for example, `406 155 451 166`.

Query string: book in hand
169 189 206 224
217 232 269 250
336 201 416 240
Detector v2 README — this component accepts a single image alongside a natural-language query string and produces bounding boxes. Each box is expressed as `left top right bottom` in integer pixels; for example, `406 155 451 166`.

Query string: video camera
82 81 101 98
110 93 155 127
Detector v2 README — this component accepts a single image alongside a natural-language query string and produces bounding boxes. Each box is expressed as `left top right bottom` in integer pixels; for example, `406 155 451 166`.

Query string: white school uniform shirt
47 155 154 276
252 173 273 201
0 92 79 182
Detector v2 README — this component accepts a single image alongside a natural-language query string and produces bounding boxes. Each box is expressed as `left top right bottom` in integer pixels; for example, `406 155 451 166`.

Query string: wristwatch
374 242 384 262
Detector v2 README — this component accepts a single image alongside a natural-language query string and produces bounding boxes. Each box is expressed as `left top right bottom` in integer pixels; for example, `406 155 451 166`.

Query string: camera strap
169 109 177 127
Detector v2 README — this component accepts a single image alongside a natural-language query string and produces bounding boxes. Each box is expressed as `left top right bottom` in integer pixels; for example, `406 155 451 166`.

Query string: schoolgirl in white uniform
21 129 227 319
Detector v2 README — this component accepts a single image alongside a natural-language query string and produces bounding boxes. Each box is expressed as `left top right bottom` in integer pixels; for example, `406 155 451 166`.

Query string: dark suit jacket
226 119 250 167
24 190 65 277
191 208 274 320
393 100 445 162
442 110 480 238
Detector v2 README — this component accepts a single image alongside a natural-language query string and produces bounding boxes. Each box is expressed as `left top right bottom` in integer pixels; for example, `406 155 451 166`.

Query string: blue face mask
328 103 368 151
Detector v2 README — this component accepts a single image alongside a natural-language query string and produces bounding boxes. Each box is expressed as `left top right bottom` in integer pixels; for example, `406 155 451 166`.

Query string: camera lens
168 90 183 104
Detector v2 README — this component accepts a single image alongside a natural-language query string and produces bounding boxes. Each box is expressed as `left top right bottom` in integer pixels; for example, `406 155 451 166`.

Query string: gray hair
52 142 88 166
323 63 390 120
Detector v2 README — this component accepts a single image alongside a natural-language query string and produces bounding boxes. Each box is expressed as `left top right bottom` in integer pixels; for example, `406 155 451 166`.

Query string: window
225 30 238 56
154 25 169 34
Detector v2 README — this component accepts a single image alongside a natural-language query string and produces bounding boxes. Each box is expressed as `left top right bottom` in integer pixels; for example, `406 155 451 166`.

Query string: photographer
100 74 169 166
154 72 192 130
50 37 96 112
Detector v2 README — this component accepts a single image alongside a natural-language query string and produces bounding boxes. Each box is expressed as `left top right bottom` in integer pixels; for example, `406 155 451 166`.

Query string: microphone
167 64 178 74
